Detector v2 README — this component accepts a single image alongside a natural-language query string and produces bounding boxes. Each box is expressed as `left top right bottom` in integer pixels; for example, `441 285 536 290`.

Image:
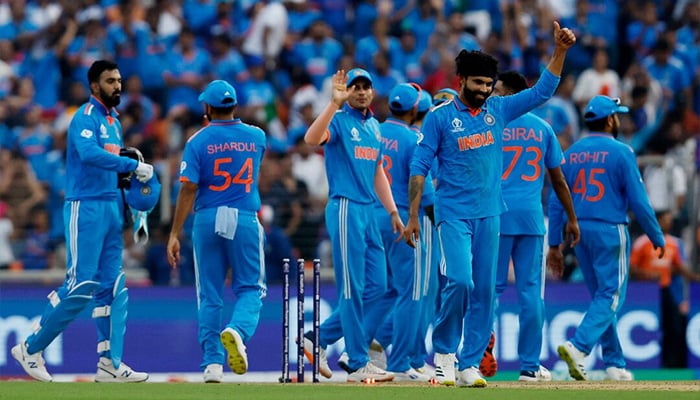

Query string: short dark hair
87 60 118 84
455 49 498 79
498 71 529 94
584 117 609 131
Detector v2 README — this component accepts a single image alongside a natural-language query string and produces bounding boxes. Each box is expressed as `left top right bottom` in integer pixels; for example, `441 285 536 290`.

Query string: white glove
134 161 154 183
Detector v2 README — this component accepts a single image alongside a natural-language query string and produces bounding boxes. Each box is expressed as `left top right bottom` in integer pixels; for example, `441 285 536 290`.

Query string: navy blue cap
126 173 161 212
583 95 629 122
388 83 420 112
198 80 237 107
432 88 458 106
346 68 373 87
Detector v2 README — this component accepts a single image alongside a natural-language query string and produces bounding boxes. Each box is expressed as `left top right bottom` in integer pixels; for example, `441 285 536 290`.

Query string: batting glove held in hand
134 162 154 183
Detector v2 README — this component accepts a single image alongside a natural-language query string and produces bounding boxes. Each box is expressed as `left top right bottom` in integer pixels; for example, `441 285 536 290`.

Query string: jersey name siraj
354 146 379 161
207 142 257 154
568 151 609 164
503 127 543 142
457 131 495 151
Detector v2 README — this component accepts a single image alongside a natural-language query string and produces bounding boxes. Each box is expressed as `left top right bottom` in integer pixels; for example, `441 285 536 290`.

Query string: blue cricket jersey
411 69 560 223
65 96 138 201
380 118 435 209
180 119 266 212
548 132 664 247
324 103 382 204
501 112 563 235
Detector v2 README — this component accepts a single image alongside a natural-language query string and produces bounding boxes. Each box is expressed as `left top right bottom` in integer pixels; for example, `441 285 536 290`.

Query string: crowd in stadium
0 0 697 287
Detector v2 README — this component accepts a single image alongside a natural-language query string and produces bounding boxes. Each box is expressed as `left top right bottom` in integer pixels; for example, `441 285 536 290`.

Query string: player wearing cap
484 71 579 382
303 68 403 383
404 22 576 388
369 83 435 381
549 95 665 382
167 80 267 383
11 60 152 383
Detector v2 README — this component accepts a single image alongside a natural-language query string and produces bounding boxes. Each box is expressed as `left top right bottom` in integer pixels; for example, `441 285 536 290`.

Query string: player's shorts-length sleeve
411 111 439 178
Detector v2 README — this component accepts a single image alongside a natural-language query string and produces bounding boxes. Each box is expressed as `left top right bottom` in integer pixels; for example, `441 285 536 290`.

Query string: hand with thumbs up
553 21 576 50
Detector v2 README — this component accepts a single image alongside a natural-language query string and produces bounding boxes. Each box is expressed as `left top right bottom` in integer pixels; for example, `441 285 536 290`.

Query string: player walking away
482 71 579 382
167 80 267 383
11 60 153 383
549 95 666 381
302 68 403 383
404 22 576 388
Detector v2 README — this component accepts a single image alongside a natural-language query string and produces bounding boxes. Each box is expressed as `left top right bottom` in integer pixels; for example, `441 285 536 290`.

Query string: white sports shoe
220 327 248 374
302 335 332 378
605 366 634 381
414 362 436 378
368 340 387 371
203 363 224 383
518 365 552 382
95 357 148 382
433 353 457 386
457 366 487 388
389 367 431 382
11 342 53 382
347 361 395 382
557 341 587 381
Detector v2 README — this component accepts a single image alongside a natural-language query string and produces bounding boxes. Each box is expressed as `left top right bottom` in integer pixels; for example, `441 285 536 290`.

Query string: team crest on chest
484 113 495 126
451 118 464 133
350 127 361 142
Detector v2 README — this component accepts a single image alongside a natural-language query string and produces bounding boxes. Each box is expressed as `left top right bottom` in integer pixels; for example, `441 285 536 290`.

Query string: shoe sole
479 333 497 377
347 374 395 383
221 330 247 375
557 345 586 381
11 345 53 382
462 379 487 388
301 338 332 378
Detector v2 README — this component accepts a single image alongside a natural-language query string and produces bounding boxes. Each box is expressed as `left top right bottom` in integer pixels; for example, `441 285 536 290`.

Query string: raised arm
305 70 349 145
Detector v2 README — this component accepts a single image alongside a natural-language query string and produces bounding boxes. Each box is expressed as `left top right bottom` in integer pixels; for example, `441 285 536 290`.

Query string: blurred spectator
626 0 665 60
355 16 400 70
561 0 604 75
0 39 17 99
572 47 621 109
66 17 110 93
260 204 294 284
641 38 692 112
209 33 249 93
290 20 343 91
12 105 53 183
44 130 65 247
163 26 210 124
241 0 289 70
144 223 173 286
0 150 46 239
630 210 700 368
182 0 218 40
19 205 52 270
134 3 172 113
105 1 143 82
290 134 328 212
368 50 404 98
0 199 14 269
390 29 426 85
286 0 322 40
0 0 39 49
238 56 276 129
400 0 438 55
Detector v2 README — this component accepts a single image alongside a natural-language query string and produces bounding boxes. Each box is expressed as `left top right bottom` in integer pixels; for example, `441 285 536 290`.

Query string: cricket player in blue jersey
404 22 576 388
484 71 579 382
303 68 403 383
369 83 436 381
549 95 666 381
167 80 267 383
11 60 152 382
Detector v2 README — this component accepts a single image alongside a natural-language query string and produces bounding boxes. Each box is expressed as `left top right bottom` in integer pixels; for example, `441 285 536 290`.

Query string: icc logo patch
350 127 361 142
484 113 495 126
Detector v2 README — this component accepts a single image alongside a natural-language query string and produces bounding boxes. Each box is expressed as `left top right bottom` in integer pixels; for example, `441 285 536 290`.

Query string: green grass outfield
1 381 698 400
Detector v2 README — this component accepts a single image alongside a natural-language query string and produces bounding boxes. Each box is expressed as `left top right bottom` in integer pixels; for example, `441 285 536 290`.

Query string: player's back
379 117 419 209
185 120 266 212
561 133 634 224
501 112 562 235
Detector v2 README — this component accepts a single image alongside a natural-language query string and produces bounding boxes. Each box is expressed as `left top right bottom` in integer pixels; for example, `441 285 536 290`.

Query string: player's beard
100 86 121 108
461 86 490 109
